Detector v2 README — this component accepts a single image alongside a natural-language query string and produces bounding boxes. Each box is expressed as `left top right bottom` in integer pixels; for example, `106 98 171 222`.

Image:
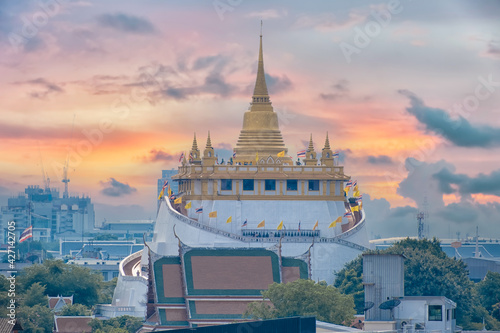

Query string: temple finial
191 133 198 150
260 20 263 37
251 24 270 102
308 134 314 150
206 131 212 148
324 132 331 149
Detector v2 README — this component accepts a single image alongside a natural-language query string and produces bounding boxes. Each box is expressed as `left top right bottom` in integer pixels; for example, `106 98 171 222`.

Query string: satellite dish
364 301 374 312
379 299 401 310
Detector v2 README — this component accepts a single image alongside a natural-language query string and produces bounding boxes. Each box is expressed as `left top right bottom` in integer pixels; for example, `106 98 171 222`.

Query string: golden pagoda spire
304 134 318 166
191 133 199 151
233 24 290 164
308 134 314 150
323 132 331 150
252 21 269 100
190 133 201 164
321 132 334 167
202 131 216 166
206 131 212 148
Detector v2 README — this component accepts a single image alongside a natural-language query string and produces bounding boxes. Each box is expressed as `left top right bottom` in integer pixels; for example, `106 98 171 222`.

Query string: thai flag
297 150 306 157
242 219 248 227
345 180 353 188
333 151 340 157
162 180 169 189
195 207 203 213
178 153 184 162
352 180 358 187
344 211 352 218
19 226 33 243
232 152 236 158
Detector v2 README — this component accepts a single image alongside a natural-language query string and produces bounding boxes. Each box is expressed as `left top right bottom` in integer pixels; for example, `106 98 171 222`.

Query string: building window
221 179 232 191
308 180 320 191
265 179 276 191
243 179 254 191
287 180 298 191
447 309 451 321
429 305 442 321
113 272 119 278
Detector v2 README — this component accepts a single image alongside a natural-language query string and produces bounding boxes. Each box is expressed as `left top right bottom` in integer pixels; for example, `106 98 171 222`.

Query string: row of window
220 179 321 192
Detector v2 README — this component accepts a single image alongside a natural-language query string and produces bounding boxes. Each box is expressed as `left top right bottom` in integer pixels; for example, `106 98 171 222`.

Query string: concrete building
0 185 95 244
363 254 458 333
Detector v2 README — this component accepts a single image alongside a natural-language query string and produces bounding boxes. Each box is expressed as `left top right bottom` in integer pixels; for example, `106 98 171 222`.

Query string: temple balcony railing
164 197 368 251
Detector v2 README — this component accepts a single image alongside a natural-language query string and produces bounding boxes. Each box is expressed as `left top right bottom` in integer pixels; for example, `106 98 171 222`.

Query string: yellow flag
174 197 182 204
158 189 164 200
352 205 359 212
343 187 349 195
359 202 363 210
354 185 359 192
277 150 285 157
185 202 192 209
209 211 217 218
353 190 360 197
312 221 318 231
257 220 265 228
226 216 232 223
329 216 342 228
277 221 284 230
168 186 172 197
255 152 259 163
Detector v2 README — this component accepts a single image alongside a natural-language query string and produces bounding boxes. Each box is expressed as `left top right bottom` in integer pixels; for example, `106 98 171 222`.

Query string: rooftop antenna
474 226 482 258
416 196 429 240
62 115 75 198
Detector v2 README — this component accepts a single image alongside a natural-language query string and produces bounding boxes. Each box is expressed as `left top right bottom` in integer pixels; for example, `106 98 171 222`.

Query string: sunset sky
1 0 499 239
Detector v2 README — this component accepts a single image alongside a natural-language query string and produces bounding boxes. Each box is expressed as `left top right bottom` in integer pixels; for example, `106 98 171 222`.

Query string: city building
0 185 95 244
107 32 370 329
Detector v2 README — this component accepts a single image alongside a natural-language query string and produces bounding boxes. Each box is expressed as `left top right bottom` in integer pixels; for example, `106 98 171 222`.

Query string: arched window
326 153 330 158
208 152 211 157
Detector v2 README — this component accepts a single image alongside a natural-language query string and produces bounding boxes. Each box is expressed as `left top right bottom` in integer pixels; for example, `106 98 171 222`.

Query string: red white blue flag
19 226 33 243
297 150 306 157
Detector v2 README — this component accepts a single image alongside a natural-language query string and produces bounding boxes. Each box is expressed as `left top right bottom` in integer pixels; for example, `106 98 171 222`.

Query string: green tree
334 256 364 314
89 316 143 333
59 303 92 316
244 279 355 324
477 271 500 321
23 282 47 307
17 304 54 333
0 275 12 317
17 259 103 306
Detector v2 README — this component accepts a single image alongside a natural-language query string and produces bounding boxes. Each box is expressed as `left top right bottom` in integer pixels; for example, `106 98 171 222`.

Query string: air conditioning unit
397 319 414 331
